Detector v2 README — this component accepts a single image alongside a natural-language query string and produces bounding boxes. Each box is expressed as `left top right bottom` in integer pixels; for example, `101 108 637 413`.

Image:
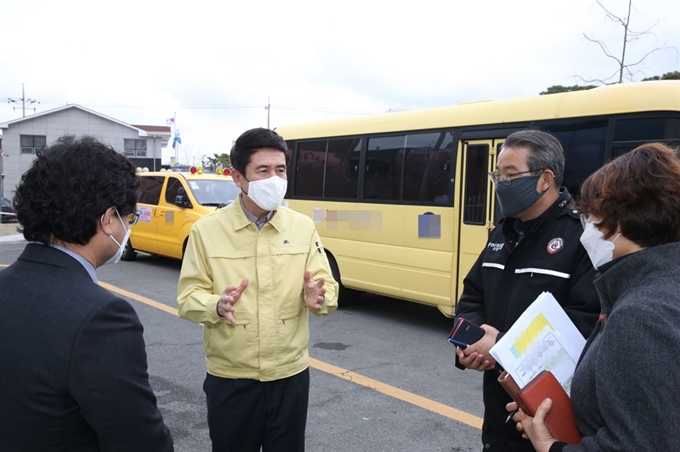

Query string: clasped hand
505 399 556 452
455 324 499 371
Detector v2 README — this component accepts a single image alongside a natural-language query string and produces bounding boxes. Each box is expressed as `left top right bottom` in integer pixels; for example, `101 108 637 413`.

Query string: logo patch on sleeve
546 238 564 254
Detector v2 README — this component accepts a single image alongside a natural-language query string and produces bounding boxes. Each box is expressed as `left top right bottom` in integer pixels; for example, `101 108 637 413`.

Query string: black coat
0 244 173 451
455 189 600 452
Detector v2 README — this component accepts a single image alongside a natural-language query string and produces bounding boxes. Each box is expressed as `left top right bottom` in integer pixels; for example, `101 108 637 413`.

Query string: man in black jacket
0 135 173 451
454 130 599 452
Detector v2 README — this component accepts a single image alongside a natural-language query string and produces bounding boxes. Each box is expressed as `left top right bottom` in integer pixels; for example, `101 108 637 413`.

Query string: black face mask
495 173 545 218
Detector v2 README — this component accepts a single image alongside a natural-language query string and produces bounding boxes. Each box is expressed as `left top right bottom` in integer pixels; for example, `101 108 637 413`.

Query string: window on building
124 139 147 157
20 135 46 154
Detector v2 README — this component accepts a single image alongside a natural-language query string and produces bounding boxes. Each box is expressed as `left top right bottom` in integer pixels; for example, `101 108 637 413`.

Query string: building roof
0 104 168 137
132 124 172 133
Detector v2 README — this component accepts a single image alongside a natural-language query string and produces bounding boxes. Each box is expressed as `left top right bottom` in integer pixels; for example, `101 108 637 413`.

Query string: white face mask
101 211 131 265
244 176 288 211
580 221 620 270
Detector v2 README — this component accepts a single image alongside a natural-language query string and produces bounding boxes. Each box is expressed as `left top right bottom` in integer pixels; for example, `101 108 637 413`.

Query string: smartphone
448 317 485 348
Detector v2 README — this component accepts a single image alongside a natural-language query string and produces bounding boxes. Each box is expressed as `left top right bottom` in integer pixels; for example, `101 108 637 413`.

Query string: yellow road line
0 266 483 431
309 357 483 429
98 282 178 316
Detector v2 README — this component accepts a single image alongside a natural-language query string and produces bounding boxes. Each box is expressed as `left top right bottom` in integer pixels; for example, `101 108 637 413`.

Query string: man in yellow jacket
177 128 338 452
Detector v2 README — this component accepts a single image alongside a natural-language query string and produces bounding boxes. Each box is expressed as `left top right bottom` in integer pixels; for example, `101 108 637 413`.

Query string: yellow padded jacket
177 198 338 381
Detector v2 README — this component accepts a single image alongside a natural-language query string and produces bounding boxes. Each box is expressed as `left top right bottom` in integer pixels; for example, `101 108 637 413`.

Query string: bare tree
580 0 674 84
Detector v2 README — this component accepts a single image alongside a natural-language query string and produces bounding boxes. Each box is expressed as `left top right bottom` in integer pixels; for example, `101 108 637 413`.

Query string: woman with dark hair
509 142 680 451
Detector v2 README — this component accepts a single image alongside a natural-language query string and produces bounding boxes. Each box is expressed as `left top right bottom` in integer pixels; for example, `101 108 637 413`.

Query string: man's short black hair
14 135 139 245
502 129 565 188
230 128 288 175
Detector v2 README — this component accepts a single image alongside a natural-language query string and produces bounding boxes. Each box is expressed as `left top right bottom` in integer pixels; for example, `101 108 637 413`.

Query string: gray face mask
495 174 545 218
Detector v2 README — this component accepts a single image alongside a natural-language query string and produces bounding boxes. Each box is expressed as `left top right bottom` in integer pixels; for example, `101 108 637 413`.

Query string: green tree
204 153 231 172
642 71 680 81
540 85 598 95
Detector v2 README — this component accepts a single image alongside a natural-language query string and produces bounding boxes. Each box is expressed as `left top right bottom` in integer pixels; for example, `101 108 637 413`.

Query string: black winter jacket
455 189 600 452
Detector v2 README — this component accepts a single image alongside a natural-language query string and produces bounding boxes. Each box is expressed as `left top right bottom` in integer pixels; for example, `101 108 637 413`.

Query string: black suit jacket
0 244 173 451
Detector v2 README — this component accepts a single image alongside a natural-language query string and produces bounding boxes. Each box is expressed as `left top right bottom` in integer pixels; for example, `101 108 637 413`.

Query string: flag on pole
172 130 182 149
166 117 175 126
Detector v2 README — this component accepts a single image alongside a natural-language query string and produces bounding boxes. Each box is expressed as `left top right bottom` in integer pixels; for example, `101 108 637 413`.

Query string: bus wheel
121 239 136 261
327 253 360 307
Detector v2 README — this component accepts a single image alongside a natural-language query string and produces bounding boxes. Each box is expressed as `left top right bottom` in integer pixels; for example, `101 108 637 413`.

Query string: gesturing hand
303 270 326 311
217 278 249 323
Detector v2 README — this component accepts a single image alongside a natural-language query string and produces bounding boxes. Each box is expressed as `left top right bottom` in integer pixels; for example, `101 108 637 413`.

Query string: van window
139 176 164 205
191 180 240 206
165 178 184 204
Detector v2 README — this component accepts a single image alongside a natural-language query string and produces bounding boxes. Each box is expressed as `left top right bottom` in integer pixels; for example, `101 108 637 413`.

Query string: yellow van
122 168 240 261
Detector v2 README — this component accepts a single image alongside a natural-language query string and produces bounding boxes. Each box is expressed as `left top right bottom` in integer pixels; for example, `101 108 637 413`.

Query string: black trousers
204 368 310 452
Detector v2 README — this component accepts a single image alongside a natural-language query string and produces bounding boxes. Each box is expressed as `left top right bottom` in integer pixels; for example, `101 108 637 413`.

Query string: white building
0 104 170 200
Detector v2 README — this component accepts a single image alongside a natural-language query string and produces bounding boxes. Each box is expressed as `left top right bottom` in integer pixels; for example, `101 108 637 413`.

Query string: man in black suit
0 135 173 451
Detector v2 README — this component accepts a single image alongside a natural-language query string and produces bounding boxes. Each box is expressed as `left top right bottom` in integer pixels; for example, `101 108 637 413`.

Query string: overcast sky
1 0 678 165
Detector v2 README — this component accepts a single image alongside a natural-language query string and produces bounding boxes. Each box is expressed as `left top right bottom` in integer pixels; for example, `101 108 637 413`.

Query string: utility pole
8 84 40 117
265 96 270 129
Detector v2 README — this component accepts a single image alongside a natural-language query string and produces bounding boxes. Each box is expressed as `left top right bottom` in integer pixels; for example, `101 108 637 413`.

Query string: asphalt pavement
1 240 487 452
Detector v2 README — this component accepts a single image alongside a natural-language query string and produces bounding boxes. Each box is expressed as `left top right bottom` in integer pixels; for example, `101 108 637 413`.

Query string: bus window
295 140 326 197
610 117 680 160
403 131 455 204
364 135 405 201
493 143 503 225
540 120 607 196
612 139 680 160
463 144 489 225
325 138 361 199
363 132 455 203
614 117 680 142
285 140 295 198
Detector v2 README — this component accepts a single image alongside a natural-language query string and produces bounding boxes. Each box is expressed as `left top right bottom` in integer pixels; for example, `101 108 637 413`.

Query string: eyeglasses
488 169 543 186
101 210 140 228
579 213 591 230
125 211 140 227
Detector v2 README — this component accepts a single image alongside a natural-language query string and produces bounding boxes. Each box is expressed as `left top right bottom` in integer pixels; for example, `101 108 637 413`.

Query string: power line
21 100 378 116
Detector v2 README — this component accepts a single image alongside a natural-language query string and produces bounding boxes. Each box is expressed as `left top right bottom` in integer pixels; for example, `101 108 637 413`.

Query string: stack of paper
489 292 585 395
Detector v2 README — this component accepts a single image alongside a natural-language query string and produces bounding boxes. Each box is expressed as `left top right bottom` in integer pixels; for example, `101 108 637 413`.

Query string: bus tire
327 252 360 307
121 239 136 261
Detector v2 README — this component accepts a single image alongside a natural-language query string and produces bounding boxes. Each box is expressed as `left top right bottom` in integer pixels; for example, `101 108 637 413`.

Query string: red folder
498 370 581 445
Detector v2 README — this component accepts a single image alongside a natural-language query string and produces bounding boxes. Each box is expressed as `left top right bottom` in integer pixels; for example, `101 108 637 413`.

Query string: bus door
456 139 503 301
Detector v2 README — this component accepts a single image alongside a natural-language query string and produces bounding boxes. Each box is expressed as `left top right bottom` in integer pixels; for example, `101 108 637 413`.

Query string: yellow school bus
276 81 680 316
